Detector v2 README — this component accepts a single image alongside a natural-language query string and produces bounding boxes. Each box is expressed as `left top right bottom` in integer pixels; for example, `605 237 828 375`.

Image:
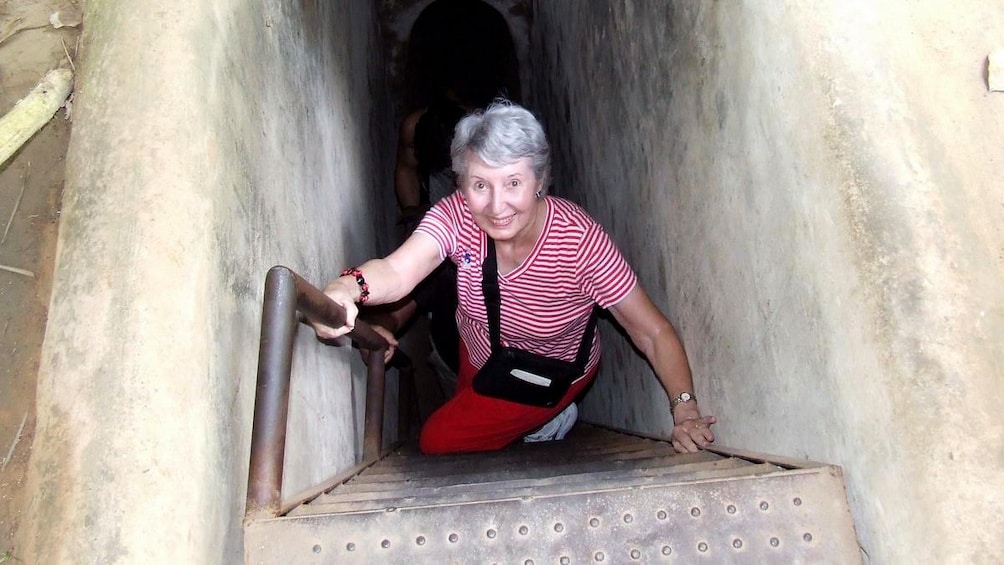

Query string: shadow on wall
404 0 522 110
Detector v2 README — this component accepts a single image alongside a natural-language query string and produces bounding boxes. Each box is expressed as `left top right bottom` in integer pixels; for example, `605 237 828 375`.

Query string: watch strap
670 392 696 408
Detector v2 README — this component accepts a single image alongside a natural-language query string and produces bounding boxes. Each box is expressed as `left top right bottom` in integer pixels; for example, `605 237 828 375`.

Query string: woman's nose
486 188 504 214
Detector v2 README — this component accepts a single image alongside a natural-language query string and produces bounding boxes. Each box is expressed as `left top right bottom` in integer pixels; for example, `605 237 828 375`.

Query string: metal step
245 425 861 564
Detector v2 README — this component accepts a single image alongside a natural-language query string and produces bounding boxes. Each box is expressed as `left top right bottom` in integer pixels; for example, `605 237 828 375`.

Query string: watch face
679 392 692 402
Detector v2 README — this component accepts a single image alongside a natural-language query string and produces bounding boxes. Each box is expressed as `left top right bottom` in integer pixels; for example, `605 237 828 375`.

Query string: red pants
419 341 598 455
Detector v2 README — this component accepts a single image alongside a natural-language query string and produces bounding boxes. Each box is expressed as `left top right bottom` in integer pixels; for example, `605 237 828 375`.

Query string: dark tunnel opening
403 0 522 112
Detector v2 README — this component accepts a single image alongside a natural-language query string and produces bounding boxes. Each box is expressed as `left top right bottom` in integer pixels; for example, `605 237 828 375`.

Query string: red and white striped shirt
415 192 637 377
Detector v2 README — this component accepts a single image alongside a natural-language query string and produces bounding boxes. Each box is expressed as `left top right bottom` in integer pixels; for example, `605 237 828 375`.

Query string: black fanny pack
471 238 597 407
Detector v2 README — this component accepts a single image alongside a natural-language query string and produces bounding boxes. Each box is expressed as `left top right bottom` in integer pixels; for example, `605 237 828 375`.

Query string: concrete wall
530 1 1003 564
19 0 395 562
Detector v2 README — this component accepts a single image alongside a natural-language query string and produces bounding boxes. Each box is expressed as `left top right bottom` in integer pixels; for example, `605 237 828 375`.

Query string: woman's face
459 152 545 244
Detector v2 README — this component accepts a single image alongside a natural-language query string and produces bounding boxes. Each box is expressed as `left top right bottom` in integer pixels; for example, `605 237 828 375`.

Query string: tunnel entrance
403 0 522 111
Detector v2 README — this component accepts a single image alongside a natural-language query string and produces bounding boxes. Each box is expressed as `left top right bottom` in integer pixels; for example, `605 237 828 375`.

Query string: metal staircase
243 267 861 564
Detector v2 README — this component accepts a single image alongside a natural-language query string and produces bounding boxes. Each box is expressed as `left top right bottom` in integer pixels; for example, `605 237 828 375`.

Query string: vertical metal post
245 265 394 521
397 361 415 440
245 267 297 520
362 349 386 461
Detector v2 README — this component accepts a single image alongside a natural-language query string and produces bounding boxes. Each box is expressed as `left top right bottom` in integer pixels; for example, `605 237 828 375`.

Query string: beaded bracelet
340 267 370 303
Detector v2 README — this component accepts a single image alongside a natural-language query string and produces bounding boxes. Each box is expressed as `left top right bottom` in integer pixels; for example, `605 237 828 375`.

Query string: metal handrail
244 265 402 521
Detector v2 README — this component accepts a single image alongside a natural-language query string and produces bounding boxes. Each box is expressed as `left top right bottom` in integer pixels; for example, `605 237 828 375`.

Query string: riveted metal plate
248 426 860 564
247 465 860 564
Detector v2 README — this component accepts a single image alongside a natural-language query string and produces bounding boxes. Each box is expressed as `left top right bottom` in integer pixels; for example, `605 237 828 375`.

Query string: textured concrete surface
531 1 1004 564
14 0 1004 563
18 0 394 562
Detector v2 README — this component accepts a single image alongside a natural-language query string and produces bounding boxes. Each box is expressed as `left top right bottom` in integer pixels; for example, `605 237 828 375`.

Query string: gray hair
450 100 551 186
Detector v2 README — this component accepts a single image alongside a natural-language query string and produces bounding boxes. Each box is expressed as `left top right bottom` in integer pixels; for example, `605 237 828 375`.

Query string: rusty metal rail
245 265 408 522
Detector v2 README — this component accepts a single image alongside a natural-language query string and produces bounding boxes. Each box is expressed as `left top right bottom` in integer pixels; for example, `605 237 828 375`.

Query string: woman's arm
608 285 716 453
309 232 443 339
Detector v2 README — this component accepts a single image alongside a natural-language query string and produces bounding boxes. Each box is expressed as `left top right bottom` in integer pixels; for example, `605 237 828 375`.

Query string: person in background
369 80 480 397
394 78 480 234
311 100 715 455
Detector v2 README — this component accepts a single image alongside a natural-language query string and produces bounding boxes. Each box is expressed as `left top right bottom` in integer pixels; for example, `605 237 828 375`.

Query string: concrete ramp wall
530 2 1004 564
20 0 394 562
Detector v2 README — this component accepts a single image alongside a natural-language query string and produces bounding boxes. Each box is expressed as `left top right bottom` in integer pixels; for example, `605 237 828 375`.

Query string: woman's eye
474 182 487 190
509 180 521 188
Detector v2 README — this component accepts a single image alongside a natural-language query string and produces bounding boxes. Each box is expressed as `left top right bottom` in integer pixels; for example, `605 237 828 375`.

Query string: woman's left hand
359 324 399 365
671 415 717 453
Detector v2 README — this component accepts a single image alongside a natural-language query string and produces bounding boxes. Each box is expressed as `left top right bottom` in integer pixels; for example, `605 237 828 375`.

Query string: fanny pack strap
482 237 598 372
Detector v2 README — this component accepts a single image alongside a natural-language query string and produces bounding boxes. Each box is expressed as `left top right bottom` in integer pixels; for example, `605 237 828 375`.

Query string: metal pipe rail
245 265 403 521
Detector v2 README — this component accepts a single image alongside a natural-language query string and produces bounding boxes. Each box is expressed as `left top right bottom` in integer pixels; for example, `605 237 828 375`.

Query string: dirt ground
0 0 80 559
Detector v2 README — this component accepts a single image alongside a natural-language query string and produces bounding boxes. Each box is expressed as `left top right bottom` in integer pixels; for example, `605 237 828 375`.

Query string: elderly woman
311 101 715 455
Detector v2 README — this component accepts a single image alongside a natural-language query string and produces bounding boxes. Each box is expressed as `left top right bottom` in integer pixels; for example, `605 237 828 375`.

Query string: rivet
381 539 391 549
312 544 321 554
415 535 426 546
519 525 529 535
630 548 641 559
661 545 672 556
803 532 813 543
594 551 605 562
690 507 701 517
698 542 709 552
346 542 356 552
733 538 743 549
561 557 571 565
554 523 565 533
589 517 600 528
386 507 397 512
449 533 459 543
793 497 802 506
769 537 780 548
487 529 497 539
525 560 535 565
726 504 737 514
623 513 634 524
656 510 667 520
759 501 769 511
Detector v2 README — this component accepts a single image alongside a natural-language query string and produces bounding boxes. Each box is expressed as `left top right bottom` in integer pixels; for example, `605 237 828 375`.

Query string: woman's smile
490 214 516 227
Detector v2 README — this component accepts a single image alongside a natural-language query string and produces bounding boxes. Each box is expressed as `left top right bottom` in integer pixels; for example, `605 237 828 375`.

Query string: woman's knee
418 420 451 455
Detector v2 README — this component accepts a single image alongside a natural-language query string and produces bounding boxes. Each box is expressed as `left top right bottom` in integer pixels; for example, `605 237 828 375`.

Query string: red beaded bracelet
340 267 370 303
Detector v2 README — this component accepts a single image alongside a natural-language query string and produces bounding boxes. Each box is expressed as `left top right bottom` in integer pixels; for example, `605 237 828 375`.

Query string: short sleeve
576 222 638 308
413 193 462 261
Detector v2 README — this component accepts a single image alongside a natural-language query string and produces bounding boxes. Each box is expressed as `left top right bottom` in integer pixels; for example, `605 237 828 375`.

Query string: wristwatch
671 391 696 409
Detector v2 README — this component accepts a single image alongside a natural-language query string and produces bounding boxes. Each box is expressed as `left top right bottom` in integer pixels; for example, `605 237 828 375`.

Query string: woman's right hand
309 279 359 340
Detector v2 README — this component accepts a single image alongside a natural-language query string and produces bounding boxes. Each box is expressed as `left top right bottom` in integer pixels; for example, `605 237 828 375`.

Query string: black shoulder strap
482 237 503 354
573 307 599 372
482 236 598 371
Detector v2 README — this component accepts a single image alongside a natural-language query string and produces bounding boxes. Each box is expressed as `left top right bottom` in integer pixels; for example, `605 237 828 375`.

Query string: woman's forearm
609 286 705 421
644 324 704 423
331 232 445 306
331 258 412 305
